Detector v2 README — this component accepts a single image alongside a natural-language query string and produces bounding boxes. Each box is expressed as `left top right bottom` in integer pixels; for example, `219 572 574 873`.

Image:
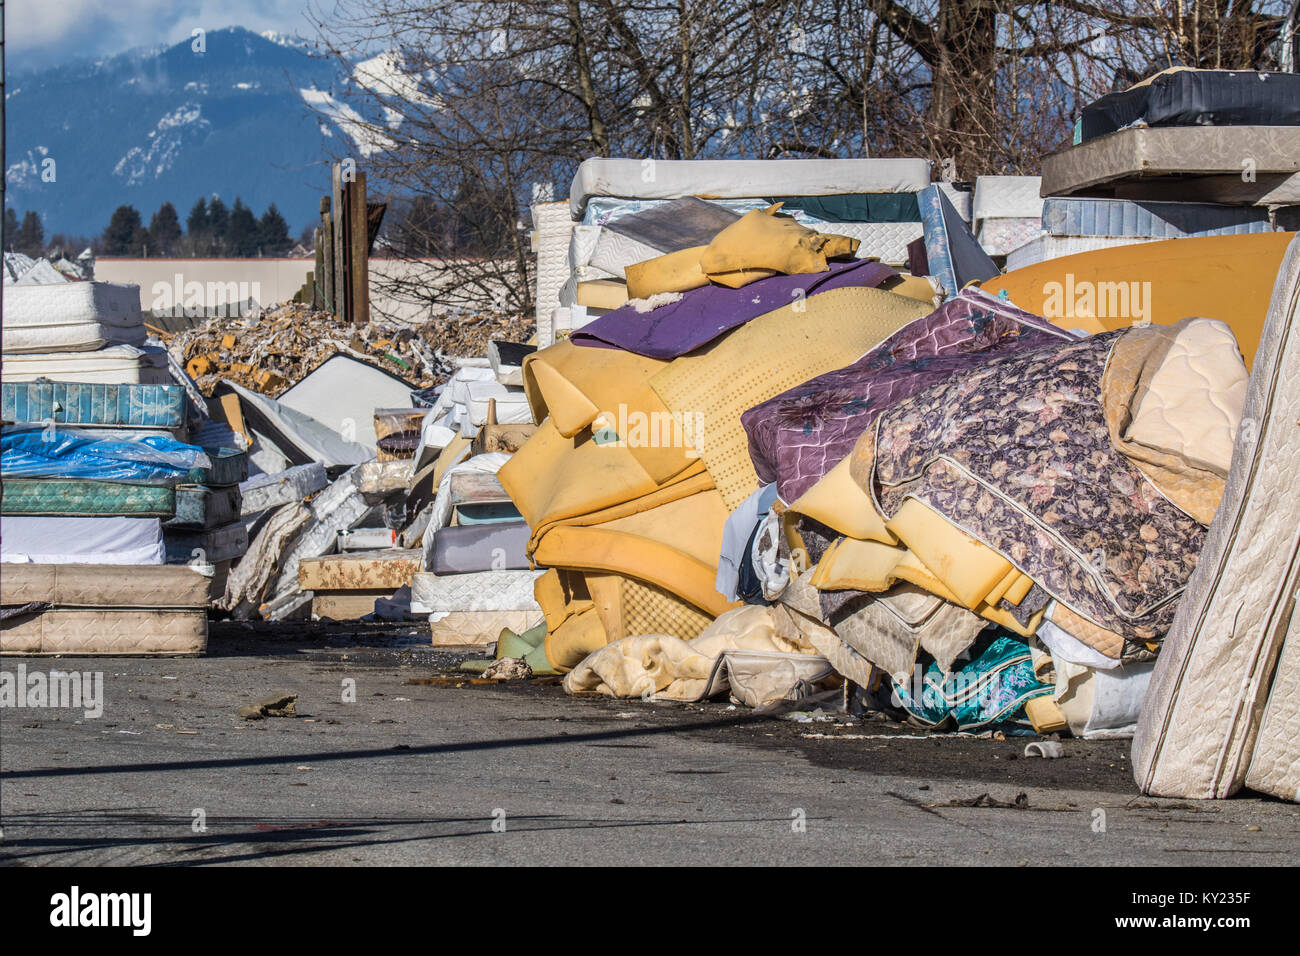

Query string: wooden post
331 162 348 322
312 228 325 310
348 171 370 326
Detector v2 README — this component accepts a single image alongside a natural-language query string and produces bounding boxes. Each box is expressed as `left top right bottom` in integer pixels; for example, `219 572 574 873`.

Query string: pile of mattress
0 281 172 385
0 381 229 653
536 156 936 346
1042 70 1300 205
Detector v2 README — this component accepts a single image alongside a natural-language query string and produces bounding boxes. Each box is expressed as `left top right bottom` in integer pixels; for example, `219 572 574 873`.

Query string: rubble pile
165 302 534 398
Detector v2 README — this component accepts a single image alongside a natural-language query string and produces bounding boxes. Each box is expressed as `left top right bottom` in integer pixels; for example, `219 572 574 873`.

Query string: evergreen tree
103 205 144 255
206 197 230 248
226 198 259 256
149 202 182 255
3 208 19 251
186 198 209 236
18 211 45 256
257 204 292 256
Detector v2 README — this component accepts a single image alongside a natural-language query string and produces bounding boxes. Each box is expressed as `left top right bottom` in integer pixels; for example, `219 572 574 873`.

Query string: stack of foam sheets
1 562 211 655
1006 197 1281 270
1 281 170 384
538 157 934 346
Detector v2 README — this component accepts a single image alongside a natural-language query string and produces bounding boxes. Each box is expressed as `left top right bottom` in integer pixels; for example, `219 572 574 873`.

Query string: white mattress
1004 234 1154 271
937 183 973 222
1132 234 1300 800
569 157 932 218
532 200 576 331
835 221 924 266
1 516 165 565
0 344 171 384
971 175 1044 221
3 281 143 353
276 354 414 451
410 569 543 614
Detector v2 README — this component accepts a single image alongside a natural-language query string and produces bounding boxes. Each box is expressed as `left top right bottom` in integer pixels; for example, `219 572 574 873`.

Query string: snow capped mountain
5 26 400 239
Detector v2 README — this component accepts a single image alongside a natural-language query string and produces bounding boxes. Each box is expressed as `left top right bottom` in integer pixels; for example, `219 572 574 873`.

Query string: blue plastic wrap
1 426 212 486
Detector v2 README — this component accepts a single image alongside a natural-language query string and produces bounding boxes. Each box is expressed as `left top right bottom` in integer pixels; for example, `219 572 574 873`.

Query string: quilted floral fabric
742 289 1073 502
851 330 1207 654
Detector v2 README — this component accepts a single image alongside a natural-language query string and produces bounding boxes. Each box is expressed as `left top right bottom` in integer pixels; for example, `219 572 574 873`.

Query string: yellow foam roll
625 245 711 299
575 279 629 311
885 499 1012 610
890 549 962 605
789 454 898 544
533 525 735 620
527 358 600 437
700 207 860 281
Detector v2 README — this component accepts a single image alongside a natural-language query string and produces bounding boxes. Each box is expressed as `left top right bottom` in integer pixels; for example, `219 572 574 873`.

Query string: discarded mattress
571 258 897 359
1005 235 1157 271
1132 234 1300 800
1 281 143 353
971 175 1044 222
1 608 207 656
1042 198 1275 238
1040 125 1300 204
299 548 423 593
533 200 575 337
742 288 1075 501
1 380 186 428
1 561 212 609
430 610 542 646
167 484 243 530
569 157 931 218
1080 68 1300 142
918 184 1001 296
1 427 211 486
218 380 373 468
1 344 171 385
2 479 174 517
1 515 165 565
276 354 416 451
238 462 329 516
410 569 544 614
163 521 249 565
428 521 532 574
984 232 1293 366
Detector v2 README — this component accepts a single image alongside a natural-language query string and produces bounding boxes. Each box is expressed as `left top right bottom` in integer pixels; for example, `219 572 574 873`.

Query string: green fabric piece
766 193 921 224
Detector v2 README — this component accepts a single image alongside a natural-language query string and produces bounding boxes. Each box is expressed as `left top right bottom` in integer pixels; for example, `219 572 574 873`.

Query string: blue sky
6 0 319 71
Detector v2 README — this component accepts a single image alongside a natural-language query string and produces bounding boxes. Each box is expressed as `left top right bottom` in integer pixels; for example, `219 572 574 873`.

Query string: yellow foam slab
790 454 897 544
885 499 1012 610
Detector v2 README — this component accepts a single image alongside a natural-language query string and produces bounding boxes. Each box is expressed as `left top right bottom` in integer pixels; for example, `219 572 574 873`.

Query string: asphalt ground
1 622 1297 867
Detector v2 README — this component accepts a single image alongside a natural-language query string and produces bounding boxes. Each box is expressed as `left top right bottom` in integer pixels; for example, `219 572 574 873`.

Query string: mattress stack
536 157 934 345
1042 68 1300 208
1 281 171 385
0 381 245 654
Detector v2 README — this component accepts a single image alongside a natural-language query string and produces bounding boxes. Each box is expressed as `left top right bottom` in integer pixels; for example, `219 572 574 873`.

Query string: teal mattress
166 484 243 530
1 479 175 517
2 382 186 428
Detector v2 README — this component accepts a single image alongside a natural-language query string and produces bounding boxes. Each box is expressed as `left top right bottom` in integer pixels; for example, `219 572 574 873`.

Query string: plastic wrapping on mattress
1 426 210 485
